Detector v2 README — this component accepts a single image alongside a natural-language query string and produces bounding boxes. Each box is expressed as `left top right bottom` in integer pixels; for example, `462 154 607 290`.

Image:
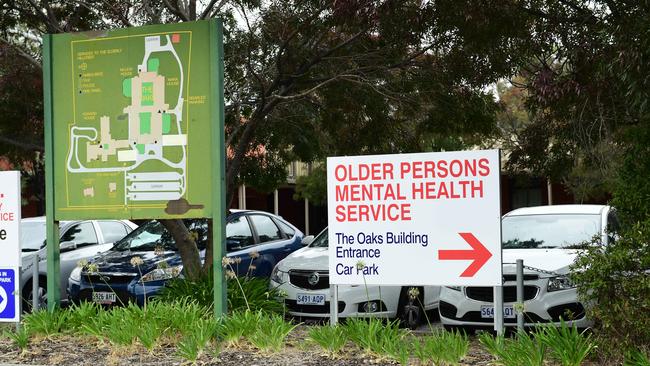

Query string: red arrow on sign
438 232 492 277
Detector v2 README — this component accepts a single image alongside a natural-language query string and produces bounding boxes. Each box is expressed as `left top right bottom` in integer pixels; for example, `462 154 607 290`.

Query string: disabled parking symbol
0 269 16 320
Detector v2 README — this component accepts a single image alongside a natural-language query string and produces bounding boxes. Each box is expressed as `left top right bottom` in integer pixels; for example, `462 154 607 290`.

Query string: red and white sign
0 171 21 322
327 150 502 286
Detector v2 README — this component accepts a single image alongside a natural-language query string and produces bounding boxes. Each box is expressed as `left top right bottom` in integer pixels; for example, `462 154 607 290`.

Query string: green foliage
249 313 298 353
137 321 163 352
157 272 284 315
625 349 650 366
308 325 347 357
218 310 262 347
536 322 596 366
175 318 219 362
294 164 326 205
343 318 408 358
572 220 650 355
3 328 30 351
478 330 546 366
413 329 469 366
23 309 68 337
65 302 100 330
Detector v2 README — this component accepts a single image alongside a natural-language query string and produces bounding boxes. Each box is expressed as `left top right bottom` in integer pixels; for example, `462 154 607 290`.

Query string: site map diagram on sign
50 21 218 219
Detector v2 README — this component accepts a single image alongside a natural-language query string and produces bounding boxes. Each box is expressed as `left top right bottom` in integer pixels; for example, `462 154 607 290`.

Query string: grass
344 318 409 358
1 301 618 365
308 325 347 357
479 330 546 366
3 328 30 352
218 310 262 347
249 313 298 353
536 322 597 366
413 329 469 365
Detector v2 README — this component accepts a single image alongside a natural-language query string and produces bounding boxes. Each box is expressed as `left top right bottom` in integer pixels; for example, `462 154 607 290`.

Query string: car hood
277 246 328 271
89 250 181 274
502 249 579 275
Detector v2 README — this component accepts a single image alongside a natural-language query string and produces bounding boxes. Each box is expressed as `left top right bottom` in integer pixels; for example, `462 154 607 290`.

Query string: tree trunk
202 219 214 274
159 219 203 280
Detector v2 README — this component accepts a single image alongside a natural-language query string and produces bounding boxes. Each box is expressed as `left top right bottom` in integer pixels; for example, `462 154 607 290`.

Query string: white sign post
327 150 502 325
0 171 22 323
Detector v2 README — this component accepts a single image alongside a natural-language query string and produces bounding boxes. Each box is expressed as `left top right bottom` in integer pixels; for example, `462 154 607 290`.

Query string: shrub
308 325 347 357
249 313 298 353
536 321 596 366
157 270 284 314
414 329 469 366
571 220 650 356
343 318 409 358
23 309 69 337
478 330 545 366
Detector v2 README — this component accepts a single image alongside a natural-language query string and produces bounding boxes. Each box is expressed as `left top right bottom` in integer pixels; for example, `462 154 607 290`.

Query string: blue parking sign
0 269 16 320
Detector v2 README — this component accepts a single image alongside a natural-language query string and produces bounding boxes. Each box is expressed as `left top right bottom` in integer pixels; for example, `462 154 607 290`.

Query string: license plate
480 305 516 319
296 293 325 305
92 291 117 304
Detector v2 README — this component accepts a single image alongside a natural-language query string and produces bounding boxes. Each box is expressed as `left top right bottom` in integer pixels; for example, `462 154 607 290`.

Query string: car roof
504 204 609 217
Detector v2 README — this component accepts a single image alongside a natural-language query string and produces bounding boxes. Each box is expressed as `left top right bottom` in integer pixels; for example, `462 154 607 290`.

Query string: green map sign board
47 20 222 220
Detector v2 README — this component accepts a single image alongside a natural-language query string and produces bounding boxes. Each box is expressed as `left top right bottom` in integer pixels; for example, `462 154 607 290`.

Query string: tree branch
0 37 42 69
0 135 44 152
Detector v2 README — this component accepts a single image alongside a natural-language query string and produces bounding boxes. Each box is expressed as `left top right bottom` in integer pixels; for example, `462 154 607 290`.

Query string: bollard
32 253 39 312
516 259 524 331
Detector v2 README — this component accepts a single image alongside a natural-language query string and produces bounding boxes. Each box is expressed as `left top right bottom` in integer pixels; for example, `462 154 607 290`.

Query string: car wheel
22 279 47 313
397 286 423 330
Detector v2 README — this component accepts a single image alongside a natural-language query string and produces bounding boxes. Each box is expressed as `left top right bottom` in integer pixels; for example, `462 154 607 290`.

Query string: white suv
439 204 616 330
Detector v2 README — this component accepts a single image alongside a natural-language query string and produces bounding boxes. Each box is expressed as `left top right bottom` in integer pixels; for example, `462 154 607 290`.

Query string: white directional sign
327 150 502 287
0 171 21 322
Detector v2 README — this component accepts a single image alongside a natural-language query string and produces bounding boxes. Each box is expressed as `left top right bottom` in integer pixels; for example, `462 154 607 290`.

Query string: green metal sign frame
42 19 226 316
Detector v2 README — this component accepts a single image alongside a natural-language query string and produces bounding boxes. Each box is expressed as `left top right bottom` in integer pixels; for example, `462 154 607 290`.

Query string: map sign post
327 150 503 325
0 171 22 323
43 20 226 314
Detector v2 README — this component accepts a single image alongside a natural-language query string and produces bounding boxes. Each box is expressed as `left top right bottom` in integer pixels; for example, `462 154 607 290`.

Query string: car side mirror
60 240 78 252
301 235 315 246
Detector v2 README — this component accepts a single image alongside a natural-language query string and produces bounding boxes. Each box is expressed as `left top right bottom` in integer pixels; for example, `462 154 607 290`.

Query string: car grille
439 301 549 324
502 274 539 282
466 286 538 302
84 274 137 285
289 270 329 290
285 300 345 314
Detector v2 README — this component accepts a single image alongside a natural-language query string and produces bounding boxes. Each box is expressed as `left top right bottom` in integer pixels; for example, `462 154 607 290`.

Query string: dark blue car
68 210 304 306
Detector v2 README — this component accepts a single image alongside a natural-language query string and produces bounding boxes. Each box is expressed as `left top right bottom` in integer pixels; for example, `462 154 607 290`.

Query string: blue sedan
68 210 304 306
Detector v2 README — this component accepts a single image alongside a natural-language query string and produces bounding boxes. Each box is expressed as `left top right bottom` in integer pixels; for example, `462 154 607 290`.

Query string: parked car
270 228 440 329
439 204 617 331
68 210 303 306
19 217 138 310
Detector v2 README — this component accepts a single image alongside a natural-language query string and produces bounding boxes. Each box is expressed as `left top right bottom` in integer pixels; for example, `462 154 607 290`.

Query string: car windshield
310 229 328 248
502 214 601 249
113 219 207 251
21 221 46 251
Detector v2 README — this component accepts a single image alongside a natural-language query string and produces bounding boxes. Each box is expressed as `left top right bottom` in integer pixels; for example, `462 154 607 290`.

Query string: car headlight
140 265 183 283
70 267 81 282
547 275 575 292
270 265 288 284
445 286 462 291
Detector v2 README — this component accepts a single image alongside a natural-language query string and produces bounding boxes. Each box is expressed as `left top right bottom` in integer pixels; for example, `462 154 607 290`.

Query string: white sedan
270 228 440 328
439 204 615 330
